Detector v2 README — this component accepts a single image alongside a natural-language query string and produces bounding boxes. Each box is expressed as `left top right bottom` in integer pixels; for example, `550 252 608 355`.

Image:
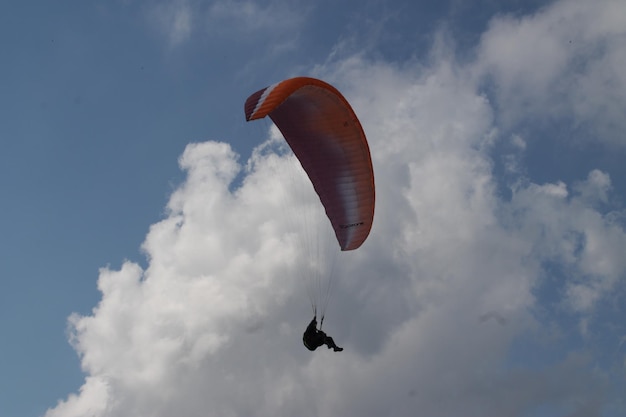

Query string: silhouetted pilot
303 316 343 352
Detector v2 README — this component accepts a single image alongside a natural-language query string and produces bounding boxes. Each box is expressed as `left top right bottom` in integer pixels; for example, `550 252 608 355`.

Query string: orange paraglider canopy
245 77 375 251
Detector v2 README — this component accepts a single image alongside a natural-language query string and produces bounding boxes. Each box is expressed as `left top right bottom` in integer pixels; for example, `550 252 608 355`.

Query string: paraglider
303 316 343 352
245 77 375 351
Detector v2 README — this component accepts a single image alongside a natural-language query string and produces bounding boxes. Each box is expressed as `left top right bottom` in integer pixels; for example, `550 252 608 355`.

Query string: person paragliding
245 77 375 352
303 316 343 352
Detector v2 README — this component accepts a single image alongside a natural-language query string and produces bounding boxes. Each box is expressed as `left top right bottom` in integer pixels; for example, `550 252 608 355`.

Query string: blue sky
1 0 626 416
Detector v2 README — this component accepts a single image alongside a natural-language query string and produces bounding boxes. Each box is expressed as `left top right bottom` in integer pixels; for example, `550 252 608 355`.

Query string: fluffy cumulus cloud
48 0 626 416
475 0 626 145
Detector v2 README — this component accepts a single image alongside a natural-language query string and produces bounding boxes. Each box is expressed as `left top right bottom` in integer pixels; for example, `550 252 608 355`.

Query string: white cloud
144 0 307 51
207 0 307 34
503 170 626 317
48 0 626 416
476 0 626 145
147 0 193 47
573 169 611 205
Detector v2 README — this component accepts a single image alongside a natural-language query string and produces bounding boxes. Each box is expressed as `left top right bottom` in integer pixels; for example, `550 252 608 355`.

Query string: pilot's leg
324 336 342 351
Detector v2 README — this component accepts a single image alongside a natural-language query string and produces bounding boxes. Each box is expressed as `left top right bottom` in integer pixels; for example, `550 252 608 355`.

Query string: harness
303 327 325 351
303 334 317 351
